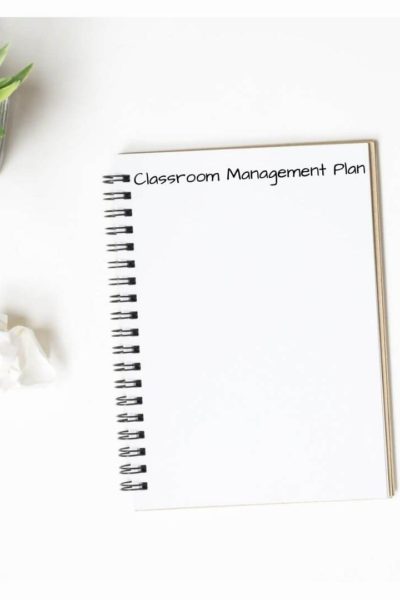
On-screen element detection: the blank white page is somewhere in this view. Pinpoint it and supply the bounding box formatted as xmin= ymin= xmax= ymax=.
xmin=108 ymin=141 xmax=390 ymax=509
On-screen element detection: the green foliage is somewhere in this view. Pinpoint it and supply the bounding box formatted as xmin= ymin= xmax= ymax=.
xmin=0 ymin=44 xmax=33 ymax=137
xmin=0 ymin=44 xmax=9 ymax=67
xmin=0 ymin=81 xmax=20 ymax=102
xmin=0 ymin=63 xmax=33 ymax=90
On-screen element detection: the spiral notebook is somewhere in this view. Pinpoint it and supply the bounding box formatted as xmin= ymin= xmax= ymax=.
xmin=103 ymin=140 xmax=394 ymax=510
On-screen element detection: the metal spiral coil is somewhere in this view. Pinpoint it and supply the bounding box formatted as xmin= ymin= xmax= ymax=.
xmin=103 ymin=174 xmax=130 ymax=184
xmin=112 ymin=328 xmax=139 ymax=337
xmin=113 ymin=345 xmax=140 ymax=354
xmin=120 ymin=464 xmax=147 ymax=475
xmin=108 ymin=260 xmax=135 ymax=269
xmin=111 ymin=311 xmax=138 ymax=320
xmin=115 ymin=379 xmax=142 ymax=389
xmin=107 ymin=243 xmax=134 ymax=252
xmin=103 ymin=191 xmax=132 ymax=200
xmin=119 ymin=446 xmax=145 ymax=457
xmin=118 ymin=430 xmax=145 ymax=440
xmin=109 ymin=277 xmax=136 ymax=286
xmin=106 ymin=225 xmax=133 ymax=235
xmin=110 ymin=294 xmax=137 ymax=303
xmin=116 ymin=395 xmax=143 ymax=406
xmin=114 ymin=362 xmax=141 ymax=372
xmin=105 ymin=208 xmax=133 ymax=218
xmin=121 ymin=481 xmax=148 ymax=491
xmin=104 ymin=173 xmax=147 ymax=492
xmin=117 ymin=413 xmax=144 ymax=422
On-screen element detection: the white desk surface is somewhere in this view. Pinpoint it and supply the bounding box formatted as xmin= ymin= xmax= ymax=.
xmin=0 ymin=17 xmax=400 ymax=591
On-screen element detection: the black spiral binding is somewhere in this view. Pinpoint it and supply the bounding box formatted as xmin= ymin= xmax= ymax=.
xmin=103 ymin=174 xmax=147 ymax=493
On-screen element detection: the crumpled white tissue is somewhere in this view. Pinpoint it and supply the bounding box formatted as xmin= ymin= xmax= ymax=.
xmin=0 ymin=314 xmax=55 ymax=390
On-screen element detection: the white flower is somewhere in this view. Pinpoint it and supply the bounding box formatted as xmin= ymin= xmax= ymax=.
xmin=0 ymin=315 xmax=55 ymax=391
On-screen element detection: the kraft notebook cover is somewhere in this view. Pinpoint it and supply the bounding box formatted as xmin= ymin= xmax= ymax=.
xmin=102 ymin=140 xmax=394 ymax=509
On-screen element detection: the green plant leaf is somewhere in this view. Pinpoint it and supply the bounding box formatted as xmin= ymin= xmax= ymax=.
xmin=0 ymin=81 xmax=20 ymax=102
xmin=0 ymin=63 xmax=33 ymax=90
xmin=0 ymin=44 xmax=9 ymax=67
xmin=0 ymin=125 xmax=4 ymax=137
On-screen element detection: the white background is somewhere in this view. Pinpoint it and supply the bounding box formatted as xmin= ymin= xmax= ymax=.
xmin=1 ymin=17 xmax=400 ymax=594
